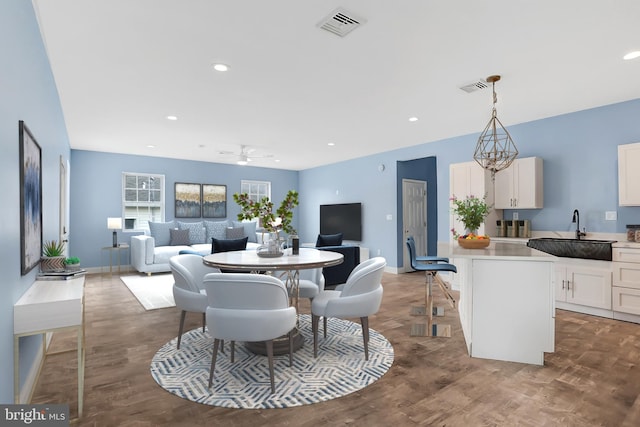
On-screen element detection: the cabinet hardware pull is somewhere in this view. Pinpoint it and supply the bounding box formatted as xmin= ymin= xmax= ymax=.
xmin=561 ymin=280 xmax=565 ymax=290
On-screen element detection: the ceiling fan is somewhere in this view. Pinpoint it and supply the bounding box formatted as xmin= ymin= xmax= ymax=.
xmin=217 ymin=145 xmax=274 ymax=165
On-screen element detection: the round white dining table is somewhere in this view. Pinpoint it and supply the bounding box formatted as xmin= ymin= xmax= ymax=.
xmin=202 ymin=247 xmax=343 ymax=272
xmin=202 ymin=247 xmax=344 ymax=354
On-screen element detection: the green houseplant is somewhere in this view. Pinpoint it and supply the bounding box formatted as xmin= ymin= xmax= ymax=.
xmin=41 ymin=240 xmax=66 ymax=272
xmin=233 ymin=190 xmax=299 ymax=238
xmin=450 ymin=194 xmax=492 ymax=241
xmin=64 ymin=256 xmax=81 ymax=271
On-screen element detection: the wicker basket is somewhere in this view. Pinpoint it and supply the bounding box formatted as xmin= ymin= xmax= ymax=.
xmin=457 ymin=237 xmax=490 ymax=249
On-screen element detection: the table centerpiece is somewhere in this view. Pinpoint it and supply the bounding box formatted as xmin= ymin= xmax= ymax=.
xmin=450 ymin=194 xmax=492 ymax=249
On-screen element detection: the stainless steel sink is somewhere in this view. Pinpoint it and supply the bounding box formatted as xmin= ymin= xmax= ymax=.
xmin=526 ymin=237 xmax=616 ymax=261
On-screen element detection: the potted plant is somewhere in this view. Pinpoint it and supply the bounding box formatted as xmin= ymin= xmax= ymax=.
xmin=450 ymin=194 xmax=492 ymax=248
xmin=41 ymin=240 xmax=66 ymax=272
xmin=64 ymin=256 xmax=81 ymax=271
xmin=234 ymin=190 xmax=299 ymax=238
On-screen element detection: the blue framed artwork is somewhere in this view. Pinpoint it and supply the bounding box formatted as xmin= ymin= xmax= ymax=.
xmin=19 ymin=121 xmax=43 ymax=275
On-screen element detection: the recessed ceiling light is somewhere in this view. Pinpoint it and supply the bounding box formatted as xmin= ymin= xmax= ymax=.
xmin=408 ymin=116 xmax=419 ymax=122
xmin=147 ymin=145 xmax=155 ymax=149
xmin=328 ymin=142 xmax=335 ymax=146
xmin=623 ymin=51 xmax=640 ymax=60
xmin=275 ymin=159 xmax=280 ymax=162
xmin=213 ymin=63 xmax=229 ymax=72
xmin=166 ymin=115 xmax=178 ymax=121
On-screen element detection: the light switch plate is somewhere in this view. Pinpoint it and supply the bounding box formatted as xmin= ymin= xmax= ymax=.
xmin=605 ymin=211 xmax=617 ymax=221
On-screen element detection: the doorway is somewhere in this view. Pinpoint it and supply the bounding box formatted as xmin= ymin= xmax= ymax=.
xmin=59 ymin=156 xmax=69 ymax=256
xmin=402 ymin=179 xmax=427 ymax=272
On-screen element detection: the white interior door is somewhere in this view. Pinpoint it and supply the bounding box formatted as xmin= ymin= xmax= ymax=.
xmin=59 ymin=156 xmax=69 ymax=256
xmin=402 ymin=179 xmax=427 ymax=272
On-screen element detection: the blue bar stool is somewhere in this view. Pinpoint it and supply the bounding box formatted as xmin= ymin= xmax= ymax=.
xmin=406 ymin=236 xmax=457 ymax=337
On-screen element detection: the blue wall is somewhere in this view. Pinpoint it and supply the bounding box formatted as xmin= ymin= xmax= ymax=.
xmin=69 ymin=150 xmax=298 ymax=268
xmin=1 ymin=1 xmax=71 ymax=403
xmin=298 ymin=98 xmax=640 ymax=268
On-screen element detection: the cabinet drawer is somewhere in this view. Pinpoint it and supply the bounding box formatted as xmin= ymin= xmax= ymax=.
xmin=612 ymin=262 xmax=640 ymax=289
xmin=613 ymin=286 xmax=640 ymax=315
xmin=613 ymin=248 xmax=640 ymax=263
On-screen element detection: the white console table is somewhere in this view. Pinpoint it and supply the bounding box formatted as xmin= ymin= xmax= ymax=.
xmin=14 ymin=276 xmax=85 ymax=417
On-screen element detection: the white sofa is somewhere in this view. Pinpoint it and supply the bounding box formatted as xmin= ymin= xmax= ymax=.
xmin=131 ymin=219 xmax=262 ymax=275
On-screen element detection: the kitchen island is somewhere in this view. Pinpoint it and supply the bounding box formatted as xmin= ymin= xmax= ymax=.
xmin=441 ymin=241 xmax=556 ymax=365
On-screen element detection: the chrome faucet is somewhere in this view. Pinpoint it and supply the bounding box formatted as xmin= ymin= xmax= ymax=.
xmin=572 ymin=209 xmax=586 ymax=240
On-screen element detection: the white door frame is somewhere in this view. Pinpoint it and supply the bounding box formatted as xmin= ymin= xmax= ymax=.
xmin=59 ymin=156 xmax=69 ymax=256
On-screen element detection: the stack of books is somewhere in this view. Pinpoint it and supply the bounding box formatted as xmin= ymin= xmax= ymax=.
xmin=37 ymin=269 xmax=87 ymax=281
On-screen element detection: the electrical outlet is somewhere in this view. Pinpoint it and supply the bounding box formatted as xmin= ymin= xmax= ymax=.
xmin=512 ymin=212 xmax=519 ymax=221
xmin=386 ymin=214 xmax=393 ymax=220
xmin=377 ymin=249 xmax=381 ymax=255
xmin=605 ymin=211 xmax=617 ymax=221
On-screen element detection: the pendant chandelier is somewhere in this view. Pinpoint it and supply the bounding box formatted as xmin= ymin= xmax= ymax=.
xmin=473 ymin=75 xmax=518 ymax=177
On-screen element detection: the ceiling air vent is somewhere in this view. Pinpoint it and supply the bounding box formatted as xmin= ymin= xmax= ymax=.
xmin=459 ymin=79 xmax=490 ymax=93
xmin=317 ymin=7 xmax=365 ymax=37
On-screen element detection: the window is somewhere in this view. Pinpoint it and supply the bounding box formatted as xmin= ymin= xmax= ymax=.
xmin=122 ymin=173 xmax=165 ymax=231
xmin=240 ymin=180 xmax=271 ymax=203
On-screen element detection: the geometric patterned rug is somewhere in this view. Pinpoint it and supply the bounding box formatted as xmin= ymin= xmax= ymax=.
xmin=150 ymin=314 xmax=394 ymax=408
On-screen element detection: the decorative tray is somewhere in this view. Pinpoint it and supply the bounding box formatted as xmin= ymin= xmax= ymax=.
xmin=256 ymin=251 xmax=284 ymax=258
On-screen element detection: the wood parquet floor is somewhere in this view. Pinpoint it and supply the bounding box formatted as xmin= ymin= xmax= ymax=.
xmin=31 ymin=271 xmax=640 ymax=427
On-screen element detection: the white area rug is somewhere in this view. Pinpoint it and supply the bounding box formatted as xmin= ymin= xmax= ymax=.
xmin=121 ymin=274 xmax=175 ymax=310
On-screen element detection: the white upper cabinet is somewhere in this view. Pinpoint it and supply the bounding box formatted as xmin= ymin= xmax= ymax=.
xmin=449 ymin=161 xmax=502 ymax=238
xmin=494 ymin=157 xmax=544 ymax=209
xmin=618 ymin=142 xmax=640 ymax=206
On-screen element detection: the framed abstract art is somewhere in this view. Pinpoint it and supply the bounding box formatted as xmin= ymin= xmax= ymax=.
xmin=19 ymin=121 xmax=43 ymax=275
xmin=202 ymin=184 xmax=226 ymax=218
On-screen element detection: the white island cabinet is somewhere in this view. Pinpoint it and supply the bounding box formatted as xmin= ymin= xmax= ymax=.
xmin=443 ymin=242 xmax=555 ymax=365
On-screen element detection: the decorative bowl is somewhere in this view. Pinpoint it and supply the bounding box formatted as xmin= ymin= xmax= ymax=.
xmin=457 ymin=237 xmax=490 ymax=249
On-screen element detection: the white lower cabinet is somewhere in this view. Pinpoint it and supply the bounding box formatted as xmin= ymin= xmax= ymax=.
xmin=555 ymin=261 xmax=612 ymax=310
xmin=613 ymin=247 xmax=640 ymax=316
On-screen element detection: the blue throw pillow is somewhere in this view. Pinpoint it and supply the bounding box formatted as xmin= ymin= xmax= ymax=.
xmin=316 ymin=233 xmax=343 ymax=247
xmin=211 ymin=237 xmax=249 ymax=253
xmin=148 ymin=220 xmax=176 ymax=246
xmin=178 ymin=221 xmax=206 ymax=244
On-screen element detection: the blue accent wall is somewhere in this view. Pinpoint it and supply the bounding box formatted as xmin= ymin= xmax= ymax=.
xmin=1 ymin=0 xmax=71 ymax=403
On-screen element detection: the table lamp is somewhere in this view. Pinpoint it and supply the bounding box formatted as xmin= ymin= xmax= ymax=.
xmin=108 ymin=217 xmax=123 ymax=247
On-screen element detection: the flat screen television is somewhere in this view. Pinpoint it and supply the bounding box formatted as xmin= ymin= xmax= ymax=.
xmin=320 ymin=203 xmax=362 ymax=241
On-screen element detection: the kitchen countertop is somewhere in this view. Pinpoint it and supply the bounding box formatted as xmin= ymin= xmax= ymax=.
xmin=439 ymin=241 xmax=554 ymax=261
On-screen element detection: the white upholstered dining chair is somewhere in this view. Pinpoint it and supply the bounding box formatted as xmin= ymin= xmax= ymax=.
xmin=169 ymin=254 xmax=221 ymax=349
xmin=273 ymin=267 xmax=325 ymax=304
xmin=203 ymin=273 xmax=297 ymax=393
xmin=311 ymin=257 xmax=386 ymax=360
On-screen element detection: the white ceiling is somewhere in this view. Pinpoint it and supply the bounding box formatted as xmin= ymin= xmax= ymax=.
xmin=33 ymin=0 xmax=640 ymax=171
